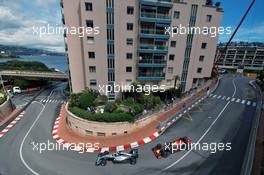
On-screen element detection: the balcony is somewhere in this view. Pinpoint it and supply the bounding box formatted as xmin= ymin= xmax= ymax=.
xmin=139 ymin=44 xmax=168 ymax=54
xmin=138 ymin=59 xmax=167 ymax=67
xmin=140 ymin=12 xmax=171 ymax=23
xmin=137 ymin=72 xmax=166 ymax=81
xmin=140 ymin=0 xmax=173 ymax=8
xmin=139 ymin=29 xmax=170 ymax=39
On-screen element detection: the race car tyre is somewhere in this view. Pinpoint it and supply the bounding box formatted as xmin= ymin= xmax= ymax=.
xmin=161 ymin=150 xmax=170 ymax=158
xmin=130 ymin=157 xmax=137 ymax=165
xmin=100 ymin=159 xmax=107 ymax=166
xmin=156 ymin=144 xmax=162 ymax=149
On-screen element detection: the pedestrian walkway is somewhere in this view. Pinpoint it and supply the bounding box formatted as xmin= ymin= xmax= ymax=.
xmin=209 ymin=94 xmax=257 ymax=107
xmin=39 ymin=99 xmax=65 ymax=104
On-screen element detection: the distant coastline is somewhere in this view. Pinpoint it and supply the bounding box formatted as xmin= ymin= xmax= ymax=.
xmin=0 ymin=55 xmax=68 ymax=72
xmin=0 ymin=44 xmax=65 ymax=57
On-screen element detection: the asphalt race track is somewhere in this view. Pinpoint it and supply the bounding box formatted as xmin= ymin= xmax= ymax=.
xmin=0 ymin=75 xmax=260 ymax=175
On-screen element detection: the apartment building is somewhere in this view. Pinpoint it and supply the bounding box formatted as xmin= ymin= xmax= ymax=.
xmin=61 ymin=0 xmax=223 ymax=99
xmin=216 ymin=46 xmax=264 ymax=71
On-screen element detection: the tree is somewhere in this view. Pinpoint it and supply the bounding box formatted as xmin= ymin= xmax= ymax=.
xmin=104 ymin=102 xmax=117 ymax=113
xmin=215 ymin=2 xmax=221 ymax=7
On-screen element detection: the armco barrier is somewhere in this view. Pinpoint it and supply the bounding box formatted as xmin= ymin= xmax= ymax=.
xmin=0 ymin=84 xmax=55 ymax=131
xmin=158 ymin=78 xmax=221 ymax=133
xmin=240 ymin=80 xmax=263 ymax=175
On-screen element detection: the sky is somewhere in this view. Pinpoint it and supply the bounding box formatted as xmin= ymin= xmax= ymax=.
xmin=0 ymin=0 xmax=263 ymax=53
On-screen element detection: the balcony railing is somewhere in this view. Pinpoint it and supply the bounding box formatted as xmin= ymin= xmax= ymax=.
xmin=139 ymin=45 xmax=168 ymax=51
xmin=137 ymin=72 xmax=166 ymax=80
xmin=138 ymin=59 xmax=166 ymax=64
xmin=140 ymin=29 xmax=168 ymax=35
xmin=141 ymin=12 xmax=171 ymax=19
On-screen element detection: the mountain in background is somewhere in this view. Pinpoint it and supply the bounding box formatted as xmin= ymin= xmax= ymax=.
xmin=0 ymin=45 xmax=65 ymax=56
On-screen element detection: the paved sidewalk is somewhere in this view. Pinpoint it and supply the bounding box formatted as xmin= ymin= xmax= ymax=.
xmin=53 ymin=80 xmax=217 ymax=152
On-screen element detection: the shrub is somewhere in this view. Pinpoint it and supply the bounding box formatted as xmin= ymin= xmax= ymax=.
xmin=13 ymin=79 xmax=32 ymax=89
xmin=0 ymin=97 xmax=6 ymax=105
xmin=115 ymin=98 xmax=122 ymax=105
xmin=69 ymin=107 xmax=135 ymax=123
xmin=94 ymin=95 xmax=108 ymax=106
xmin=79 ymin=91 xmax=97 ymax=109
xmin=138 ymin=94 xmax=162 ymax=110
xmin=0 ymin=90 xmax=6 ymax=105
xmin=104 ymin=102 xmax=117 ymax=113
xmin=69 ymin=93 xmax=81 ymax=107
xmin=122 ymin=98 xmax=144 ymax=115
xmin=215 ymin=2 xmax=221 ymax=7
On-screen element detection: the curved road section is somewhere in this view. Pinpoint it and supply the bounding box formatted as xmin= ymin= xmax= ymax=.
xmin=0 ymin=76 xmax=260 ymax=175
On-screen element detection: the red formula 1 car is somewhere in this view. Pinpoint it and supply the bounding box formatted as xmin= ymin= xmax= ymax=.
xmin=152 ymin=136 xmax=191 ymax=159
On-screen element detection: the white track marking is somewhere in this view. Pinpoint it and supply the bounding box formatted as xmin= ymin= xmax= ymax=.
xmin=163 ymin=78 xmax=237 ymax=171
xmin=19 ymin=88 xmax=57 ymax=175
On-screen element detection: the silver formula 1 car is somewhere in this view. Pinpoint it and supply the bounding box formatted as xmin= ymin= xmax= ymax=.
xmin=95 ymin=149 xmax=138 ymax=166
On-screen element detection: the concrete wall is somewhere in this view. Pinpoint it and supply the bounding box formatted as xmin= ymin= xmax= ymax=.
xmin=65 ymin=79 xmax=215 ymax=137
xmin=0 ymin=97 xmax=14 ymax=120
xmin=66 ymin=103 xmax=160 ymax=137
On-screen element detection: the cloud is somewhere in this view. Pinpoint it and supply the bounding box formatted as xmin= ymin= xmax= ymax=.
xmin=35 ymin=0 xmax=57 ymax=7
xmin=0 ymin=4 xmax=64 ymax=52
xmin=219 ymin=23 xmax=264 ymax=42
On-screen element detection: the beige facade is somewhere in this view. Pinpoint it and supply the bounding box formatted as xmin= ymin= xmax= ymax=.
xmin=61 ymin=0 xmax=223 ymax=98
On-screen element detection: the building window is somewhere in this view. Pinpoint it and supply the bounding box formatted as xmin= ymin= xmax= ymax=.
xmin=107 ymin=44 xmax=114 ymax=54
xmin=206 ymin=15 xmax=212 ymax=22
xmin=97 ymin=132 xmax=106 ymax=136
xmin=171 ymin=41 xmax=176 ymax=47
xmin=126 ymin=67 xmax=132 ymax=72
xmin=173 ymin=11 xmax=180 ymax=19
xmin=199 ymin=56 xmax=204 ymax=62
xmin=107 ymin=59 xmax=115 ymax=69
xmin=89 ymin=66 xmax=96 ymax=73
xmin=85 ymin=130 xmax=93 ymax=135
xmin=126 ymin=79 xmax=132 ymax=84
xmin=126 ymin=38 xmax=133 ymax=45
xmin=108 ymin=72 xmax=115 ymax=81
xmin=197 ymin=68 xmax=202 ymax=73
xmin=201 ymin=43 xmax=207 ymax=49
xmin=173 ymin=26 xmax=178 ymax=33
xmin=106 ymin=12 xmax=114 ymax=25
xmin=127 ymin=23 xmax=133 ymax=31
xmin=86 ymin=20 xmax=93 ymax=28
xmin=85 ymin=2 xmax=93 ymax=11
xmin=168 ymin=67 xmax=173 ymax=74
xmin=106 ymin=0 xmax=114 ymax=8
xmin=90 ymin=79 xmax=97 ymax=86
xmin=169 ymin=54 xmax=175 ymax=61
xmin=107 ymin=29 xmax=114 ymax=40
xmin=126 ymin=53 xmax=133 ymax=59
xmin=127 ymin=6 xmax=134 ymax=15
xmin=87 ymin=36 xmax=94 ymax=44
xmin=88 ymin=52 xmax=95 ymax=59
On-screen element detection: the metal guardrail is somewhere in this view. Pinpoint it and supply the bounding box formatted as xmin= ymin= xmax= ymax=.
xmin=240 ymin=80 xmax=263 ymax=175
xmin=158 ymin=78 xmax=220 ymax=132
xmin=0 ymin=70 xmax=68 ymax=79
xmin=0 ymin=88 xmax=45 ymax=131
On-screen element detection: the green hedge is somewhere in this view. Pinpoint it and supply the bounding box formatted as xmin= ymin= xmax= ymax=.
xmin=69 ymin=107 xmax=135 ymax=123
xmin=0 ymin=97 xmax=6 ymax=105
xmin=0 ymin=90 xmax=6 ymax=105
